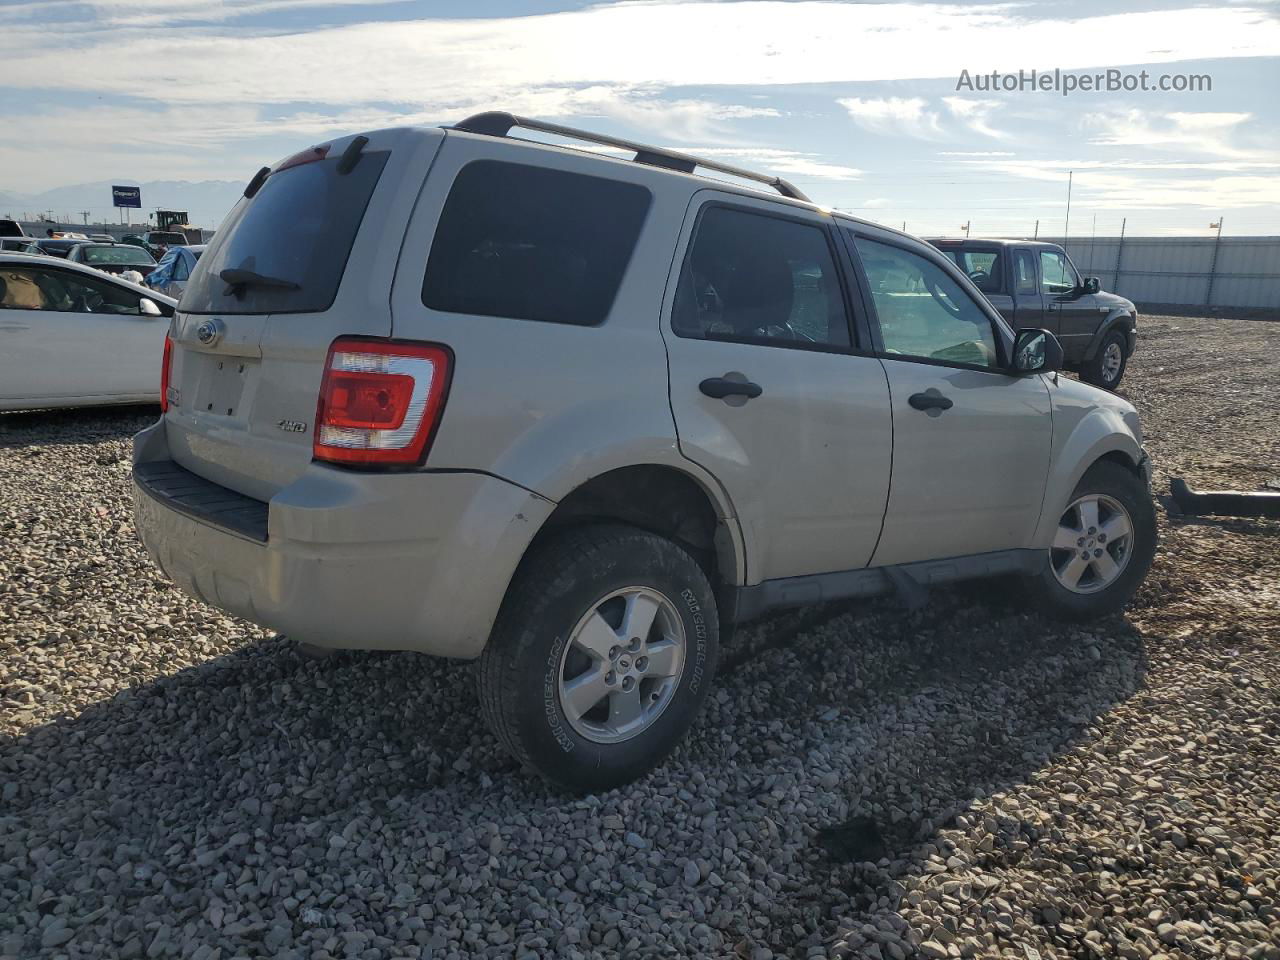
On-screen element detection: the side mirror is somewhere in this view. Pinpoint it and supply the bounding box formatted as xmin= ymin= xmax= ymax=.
xmin=139 ymin=297 xmax=163 ymax=317
xmin=1012 ymin=328 xmax=1063 ymax=375
xmin=1082 ymin=277 xmax=1101 ymax=295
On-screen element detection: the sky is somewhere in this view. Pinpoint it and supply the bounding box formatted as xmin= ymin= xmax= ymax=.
xmin=1 ymin=0 xmax=1278 ymax=236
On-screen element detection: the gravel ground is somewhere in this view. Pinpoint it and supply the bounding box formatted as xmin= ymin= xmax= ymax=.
xmin=2 ymin=315 xmax=1277 ymax=959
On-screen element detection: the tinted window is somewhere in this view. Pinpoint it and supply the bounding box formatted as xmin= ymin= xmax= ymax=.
xmin=1014 ymin=250 xmax=1038 ymax=295
xmin=422 ymin=161 xmax=650 ymax=327
xmin=1039 ymin=250 xmax=1076 ymax=295
xmin=673 ymin=206 xmax=850 ymax=348
xmin=182 ymin=151 xmax=389 ymax=315
xmin=855 ymin=237 xmax=999 ymax=368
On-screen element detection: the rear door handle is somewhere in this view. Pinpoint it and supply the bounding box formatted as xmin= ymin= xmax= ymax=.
xmin=700 ymin=377 xmax=763 ymax=400
xmin=908 ymin=391 xmax=953 ymax=412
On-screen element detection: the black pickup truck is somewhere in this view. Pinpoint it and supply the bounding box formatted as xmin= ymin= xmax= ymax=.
xmin=927 ymin=238 xmax=1138 ymax=389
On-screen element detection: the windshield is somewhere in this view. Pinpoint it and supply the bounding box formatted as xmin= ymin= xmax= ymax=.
xmin=182 ymin=150 xmax=388 ymax=314
xmin=83 ymin=245 xmax=154 ymax=265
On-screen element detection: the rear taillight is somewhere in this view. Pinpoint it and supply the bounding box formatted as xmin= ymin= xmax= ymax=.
xmin=313 ymin=338 xmax=452 ymax=467
xmin=159 ymin=333 xmax=173 ymax=412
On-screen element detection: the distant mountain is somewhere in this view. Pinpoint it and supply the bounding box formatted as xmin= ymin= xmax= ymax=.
xmin=0 ymin=179 xmax=244 ymax=230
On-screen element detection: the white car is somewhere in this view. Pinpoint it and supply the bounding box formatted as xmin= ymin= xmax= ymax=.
xmin=0 ymin=252 xmax=177 ymax=411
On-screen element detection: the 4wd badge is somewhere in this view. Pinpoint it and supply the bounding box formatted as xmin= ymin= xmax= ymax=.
xmin=277 ymin=419 xmax=308 ymax=433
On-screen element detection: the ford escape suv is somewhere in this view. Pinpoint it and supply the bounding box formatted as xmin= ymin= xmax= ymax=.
xmin=133 ymin=112 xmax=1156 ymax=792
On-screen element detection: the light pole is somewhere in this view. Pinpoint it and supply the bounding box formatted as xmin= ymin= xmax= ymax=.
xmin=1205 ymin=217 xmax=1225 ymax=307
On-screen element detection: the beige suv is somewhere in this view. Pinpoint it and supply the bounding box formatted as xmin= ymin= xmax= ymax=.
xmin=133 ymin=113 xmax=1156 ymax=791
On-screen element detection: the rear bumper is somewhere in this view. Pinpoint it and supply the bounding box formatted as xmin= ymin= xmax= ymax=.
xmin=132 ymin=419 xmax=554 ymax=658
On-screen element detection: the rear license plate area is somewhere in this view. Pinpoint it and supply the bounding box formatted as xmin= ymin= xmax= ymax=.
xmin=189 ymin=354 xmax=258 ymax=419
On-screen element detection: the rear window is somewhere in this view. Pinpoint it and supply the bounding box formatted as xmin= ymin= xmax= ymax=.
xmin=938 ymin=247 xmax=1004 ymax=294
xmin=149 ymin=232 xmax=187 ymax=245
xmin=83 ymin=245 xmax=154 ymax=265
xmin=182 ymin=151 xmax=389 ymax=315
xmin=422 ymin=160 xmax=651 ymax=326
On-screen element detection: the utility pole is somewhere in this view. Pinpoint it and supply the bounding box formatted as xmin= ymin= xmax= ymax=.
xmin=1033 ymin=219 xmax=1039 ymax=240
xmin=1064 ymin=170 xmax=1073 ymax=243
xmin=1206 ymin=217 xmax=1224 ymax=307
xmin=1089 ymin=214 xmax=1097 ymax=273
xmin=960 ymin=220 xmax=971 ymax=238
xmin=1113 ymin=217 xmax=1126 ymax=293
xmin=80 ymin=211 xmax=91 ymax=226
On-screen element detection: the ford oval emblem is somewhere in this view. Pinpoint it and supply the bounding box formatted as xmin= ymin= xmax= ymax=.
xmin=196 ymin=319 xmax=223 ymax=346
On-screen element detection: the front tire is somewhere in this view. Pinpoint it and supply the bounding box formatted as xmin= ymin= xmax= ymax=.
xmin=478 ymin=524 xmax=719 ymax=792
xmin=1025 ymin=460 xmax=1156 ymax=621
xmin=1081 ymin=329 xmax=1129 ymax=389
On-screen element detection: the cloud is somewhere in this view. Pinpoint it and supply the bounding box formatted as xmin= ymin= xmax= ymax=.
xmin=942 ymin=156 xmax=1280 ymax=209
xmin=837 ymin=97 xmax=943 ymax=138
xmin=4 ymin=2 xmax=1280 ymax=106
xmin=674 ymin=147 xmax=862 ymax=180
xmin=1086 ymin=110 xmax=1257 ymax=157
xmin=0 ymin=0 xmax=415 ymax=27
xmin=942 ymin=97 xmax=1010 ymax=140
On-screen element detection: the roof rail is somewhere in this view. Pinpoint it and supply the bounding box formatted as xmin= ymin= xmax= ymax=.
xmin=452 ymin=111 xmax=811 ymax=203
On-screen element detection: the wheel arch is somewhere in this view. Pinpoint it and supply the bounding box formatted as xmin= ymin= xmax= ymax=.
xmin=1032 ymin=412 xmax=1144 ymax=548
xmin=517 ymin=463 xmax=746 ymax=591
xmin=1083 ymin=309 xmax=1136 ymax=361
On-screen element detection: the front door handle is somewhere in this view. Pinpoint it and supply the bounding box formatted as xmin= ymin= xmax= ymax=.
xmin=908 ymin=391 xmax=953 ymax=412
xmin=700 ymin=377 xmax=763 ymax=400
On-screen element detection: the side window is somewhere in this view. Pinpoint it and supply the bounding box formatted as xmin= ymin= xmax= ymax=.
xmin=672 ymin=206 xmax=851 ymax=349
xmin=1039 ymin=250 xmax=1076 ymax=295
xmin=854 ymin=236 xmax=1000 ymax=369
xmin=0 ymin=267 xmax=55 ymax=310
xmin=51 ymin=270 xmax=144 ymax=315
xmin=1014 ymin=250 xmax=1038 ymax=295
xmin=422 ymin=160 xmax=652 ymax=326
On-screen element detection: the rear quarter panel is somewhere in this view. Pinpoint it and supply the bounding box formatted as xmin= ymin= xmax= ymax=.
xmin=388 ymin=134 xmax=725 ymax=505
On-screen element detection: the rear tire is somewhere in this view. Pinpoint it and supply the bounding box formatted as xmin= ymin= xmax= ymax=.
xmin=1024 ymin=460 xmax=1156 ymax=621
xmin=478 ymin=524 xmax=719 ymax=793
xmin=1081 ymin=329 xmax=1129 ymax=389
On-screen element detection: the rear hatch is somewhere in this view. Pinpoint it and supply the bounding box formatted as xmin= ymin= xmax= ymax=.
xmin=164 ymin=127 xmax=442 ymax=501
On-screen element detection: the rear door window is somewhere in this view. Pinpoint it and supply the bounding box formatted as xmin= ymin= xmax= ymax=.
xmin=421 ymin=160 xmax=651 ymax=326
xmin=1014 ymin=250 xmax=1038 ymax=294
xmin=672 ymin=205 xmax=851 ymax=349
xmin=182 ymin=151 xmax=389 ymax=315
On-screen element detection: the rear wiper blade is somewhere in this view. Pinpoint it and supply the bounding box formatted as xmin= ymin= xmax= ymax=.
xmin=219 ymin=267 xmax=299 ymax=295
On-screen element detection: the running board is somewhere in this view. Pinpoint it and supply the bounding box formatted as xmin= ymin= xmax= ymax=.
xmin=732 ymin=549 xmax=1044 ymax=623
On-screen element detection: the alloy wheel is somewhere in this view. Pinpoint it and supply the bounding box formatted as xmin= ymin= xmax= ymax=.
xmin=557 ymin=586 xmax=686 ymax=744
xmin=1051 ymin=493 xmax=1134 ymax=594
